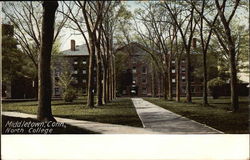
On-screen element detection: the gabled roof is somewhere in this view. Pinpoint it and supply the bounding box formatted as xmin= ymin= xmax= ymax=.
xmin=61 ymin=44 xmax=89 ymax=56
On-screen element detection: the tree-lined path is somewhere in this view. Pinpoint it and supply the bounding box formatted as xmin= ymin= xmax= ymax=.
xmin=132 ymin=98 xmax=222 ymax=134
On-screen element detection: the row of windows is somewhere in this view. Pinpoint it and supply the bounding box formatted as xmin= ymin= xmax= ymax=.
xmin=73 ymin=70 xmax=87 ymax=74
xmin=74 ymin=60 xmax=87 ymax=65
xmin=171 ymin=68 xmax=186 ymax=73
xmin=171 ymin=59 xmax=186 ymax=64
xmin=172 ymin=76 xmax=186 ymax=83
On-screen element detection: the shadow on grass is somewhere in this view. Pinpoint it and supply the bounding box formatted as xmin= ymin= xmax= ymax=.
xmin=2 ymin=115 xmax=99 ymax=134
xmin=56 ymin=114 xmax=143 ymax=127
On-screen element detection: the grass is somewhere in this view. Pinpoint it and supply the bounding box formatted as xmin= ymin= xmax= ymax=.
xmin=144 ymin=97 xmax=249 ymax=134
xmin=2 ymin=97 xmax=143 ymax=128
xmin=2 ymin=115 xmax=97 ymax=134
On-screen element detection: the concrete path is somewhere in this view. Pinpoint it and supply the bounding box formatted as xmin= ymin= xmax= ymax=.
xmin=2 ymin=111 xmax=161 ymax=134
xmin=132 ymin=98 xmax=223 ymax=134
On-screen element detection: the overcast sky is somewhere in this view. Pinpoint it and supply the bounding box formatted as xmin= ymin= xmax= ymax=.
xmin=59 ymin=1 xmax=142 ymax=51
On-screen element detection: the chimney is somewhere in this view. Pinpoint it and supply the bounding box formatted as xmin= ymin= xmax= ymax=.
xmin=71 ymin=40 xmax=76 ymax=51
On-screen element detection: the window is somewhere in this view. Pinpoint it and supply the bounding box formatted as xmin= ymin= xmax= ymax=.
xmin=181 ymin=67 xmax=186 ymax=72
xmin=55 ymin=77 xmax=59 ymax=86
xmin=82 ymin=79 xmax=87 ymax=83
xmin=74 ymin=60 xmax=78 ymax=64
xmin=55 ymin=88 xmax=60 ymax=96
xmin=172 ymin=69 xmax=176 ymax=73
xmin=122 ymin=90 xmax=127 ymax=94
xmin=82 ymin=88 xmax=86 ymax=94
xmin=182 ymin=76 xmax=186 ymax=82
xmin=142 ymin=77 xmax=147 ymax=83
xmin=142 ymin=66 xmax=147 ymax=74
xmin=142 ymin=88 xmax=147 ymax=95
xmin=82 ymin=60 xmax=87 ymax=64
xmin=132 ymin=80 xmax=136 ymax=84
xmin=172 ymin=60 xmax=175 ymax=64
xmin=132 ymin=67 xmax=136 ymax=74
xmin=74 ymin=70 xmax=78 ymax=74
xmin=82 ymin=70 xmax=86 ymax=74
xmin=172 ymin=79 xmax=176 ymax=83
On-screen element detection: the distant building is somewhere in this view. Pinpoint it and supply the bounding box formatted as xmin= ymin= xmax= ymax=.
xmin=116 ymin=42 xmax=159 ymax=97
xmin=115 ymin=42 xmax=203 ymax=97
xmin=52 ymin=40 xmax=95 ymax=97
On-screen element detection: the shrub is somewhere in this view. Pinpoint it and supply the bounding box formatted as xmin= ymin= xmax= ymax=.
xmin=62 ymin=87 xmax=78 ymax=102
xmin=208 ymin=77 xmax=226 ymax=99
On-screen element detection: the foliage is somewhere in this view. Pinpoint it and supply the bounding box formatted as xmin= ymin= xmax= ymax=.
xmin=2 ymin=25 xmax=36 ymax=83
xmin=62 ymin=87 xmax=78 ymax=102
xmin=208 ymin=78 xmax=227 ymax=99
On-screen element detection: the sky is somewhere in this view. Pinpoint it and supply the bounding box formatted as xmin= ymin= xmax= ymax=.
xmin=59 ymin=1 xmax=143 ymax=51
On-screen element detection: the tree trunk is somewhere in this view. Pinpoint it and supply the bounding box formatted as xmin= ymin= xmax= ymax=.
xmin=151 ymin=64 xmax=156 ymax=97
xmin=96 ymin=37 xmax=103 ymax=106
xmin=86 ymin=35 xmax=95 ymax=108
xmin=229 ymin=48 xmax=239 ymax=111
xmin=168 ymin=54 xmax=173 ymax=101
xmin=34 ymin=75 xmax=38 ymax=100
xmin=202 ymin=50 xmax=208 ymax=106
xmin=110 ymin=55 xmax=114 ymax=100
xmin=96 ymin=60 xmax=103 ymax=106
xmin=106 ymin=64 xmax=110 ymax=102
xmin=186 ymin=48 xmax=192 ymax=103
xmin=37 ymin=1 xmax=58 ymax=122
xmin=112 ymin=56 xmax=116 ymax=99
xmin=102 ymin=68 xmax=107 ymax=104
xmin=109 ymin=63 xmax=112 ymax=101
xmin=176 ymin=58 xmax=181 ymax=102
xmin=159 ymin=73 xmax=162 ymax=98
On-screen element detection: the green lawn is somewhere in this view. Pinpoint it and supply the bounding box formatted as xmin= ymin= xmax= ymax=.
xmin=144 ymin=97 xmax=249 ymax=134
xmin=2 ymin=97 xmax=143 ymax=127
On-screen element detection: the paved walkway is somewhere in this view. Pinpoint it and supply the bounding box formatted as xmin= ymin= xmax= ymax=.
xmin=132 ymin=98 xmax=223 ymax=134
xmin=2 ymin=111 xmax=160 ymax=134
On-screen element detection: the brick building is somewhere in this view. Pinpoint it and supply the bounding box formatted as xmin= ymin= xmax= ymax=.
xmin=116 ymin=42 xmax=162 ymax=97
xmin=53 ymin=41 xmax=203 ymax=98
xmin=116 ymin=42 xmax=203 ymax=97
xmin=52 ymin=40 xmax=94 ymax=97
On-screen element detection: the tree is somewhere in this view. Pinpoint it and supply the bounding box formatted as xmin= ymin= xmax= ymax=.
xmin=37 ymin=1 xmax=58 ymax=122
xmin=193 ymin=0 xmax=242 ymax=111
xmin=3 ymin=1 xmax=68 ymax=98
xmin=164 ymin=1 xmax=198 ymax=103
xmin=190 ymin=0 xmax=219 ymax=106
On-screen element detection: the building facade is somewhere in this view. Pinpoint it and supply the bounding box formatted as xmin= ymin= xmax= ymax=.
xmin=116 ymin=42 xmax=203 ymax=97
xmin=52 ymin=40 xmax=94 ymax=97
